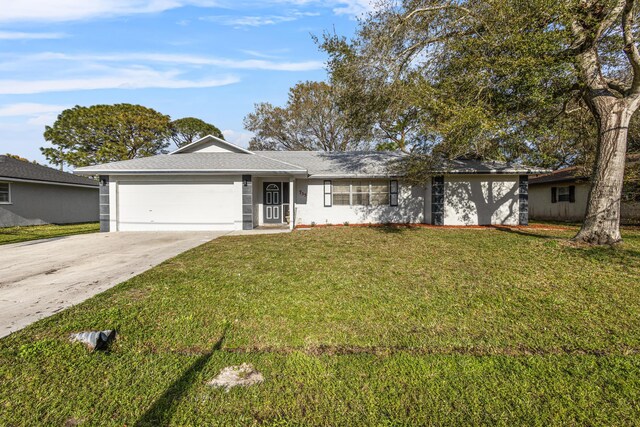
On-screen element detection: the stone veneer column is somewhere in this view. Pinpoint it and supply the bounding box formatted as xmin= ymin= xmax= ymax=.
xmin=519 ymin=175 xmax=529 ymax=226
xmin=242 ymin=175 xmax=253 ymax=230
xmin=431 ymin=175 xmax=444 ymax=225
xmin=99 ymin=175 xmax=110 ymax=232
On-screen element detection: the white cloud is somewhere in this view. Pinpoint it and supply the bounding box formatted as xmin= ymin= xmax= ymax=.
xmin=204 ymin=14 xmax=297 ymax=27
xmin=0 ymin=31 xmax=66 ymax=40
xmin=0 ymin=68 xmax=239 ymax=94
xmin=26 ymin=112 xmax=60 ymax=126
xmin=0 ymin=102 xmax=68 ymax=116
xmin=331 ymin=0 xmax=375 ymax=17
xmin=239 ymin=49 xmax=288 ymax=59
xmin=201 ymin=11 xmax=319 ymax=27
xmin=15 ymin=51 xmax=325 ymax=72
xmin=0 ymin=0 xmax=221 ymax=23
xmin=0 ymin=103 xmax=69 ymax=129
xmin=0 ymin=0 xmax=374 ymax=24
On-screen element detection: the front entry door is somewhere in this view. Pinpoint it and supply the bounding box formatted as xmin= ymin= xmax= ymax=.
xmin=263 ymin=182 xmax=282 ymax=224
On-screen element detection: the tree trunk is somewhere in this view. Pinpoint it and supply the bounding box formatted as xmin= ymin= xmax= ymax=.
xmin=573 ymin=98 xmax=631 ymax=245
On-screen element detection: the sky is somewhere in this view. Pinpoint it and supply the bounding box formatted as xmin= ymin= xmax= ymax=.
xmin=0 ymin=0 xmax=371 ymax=166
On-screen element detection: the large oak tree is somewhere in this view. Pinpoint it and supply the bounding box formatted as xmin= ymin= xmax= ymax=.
xmin=244 ymin=81 xmax=368 ymax=151
xmin=322 ymin=0 xmax=640 ymax=245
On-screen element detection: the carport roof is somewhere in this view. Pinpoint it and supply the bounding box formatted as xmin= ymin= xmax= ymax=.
xmin=0 ymin=155 xmax=98 ymax=187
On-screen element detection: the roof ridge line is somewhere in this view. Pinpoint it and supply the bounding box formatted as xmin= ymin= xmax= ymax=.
xmin=251 ymin=152 xmax=307 ymax=171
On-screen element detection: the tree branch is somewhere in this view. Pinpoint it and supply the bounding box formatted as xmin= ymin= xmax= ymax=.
xmin=622 ymin=0 xmax=640 ymax=97
xmin=403 ymin=4 xmax=474 ymax=22
xmin=606 ymin=78 xmax=631 ymax=96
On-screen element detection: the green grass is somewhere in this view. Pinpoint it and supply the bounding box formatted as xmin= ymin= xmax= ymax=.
xmin=0 ymin=222 xmax=99 ymax=245
xmin=1 ymin=225 xmax=639 ymax=425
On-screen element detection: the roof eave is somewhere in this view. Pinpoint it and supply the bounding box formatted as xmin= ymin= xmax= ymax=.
xmin=0 ymin=176 xmax=98 ymax=188
xmin=74 ymin=169 xmax=307 ymax=176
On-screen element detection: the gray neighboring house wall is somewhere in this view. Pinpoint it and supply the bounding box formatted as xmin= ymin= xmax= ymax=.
xmin=529 ymin=154 xmax=640 ymax=224
xmin=0 ymin=155 xmax=99 ymax=227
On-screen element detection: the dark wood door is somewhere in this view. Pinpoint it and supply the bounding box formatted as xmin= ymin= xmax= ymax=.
xmin=263 ymin=182 xmax=282 ymax=223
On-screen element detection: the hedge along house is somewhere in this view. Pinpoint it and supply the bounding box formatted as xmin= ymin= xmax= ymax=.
xmin=0 ymin=155 xmax=99 ymax=227
xmin=74 ymin=135 xmax=547 ymax=232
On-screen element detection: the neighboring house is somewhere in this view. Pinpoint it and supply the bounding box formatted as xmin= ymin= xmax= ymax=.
xmin=74 ymin=135 xmax=547 ymax=232
xmin=0 ymin=155 xmax=99 ymax=227
xmin=529 ymin=154 xmax=640 ymax=224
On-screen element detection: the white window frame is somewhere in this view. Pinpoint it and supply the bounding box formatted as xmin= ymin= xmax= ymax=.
xmin=324 ymin=180 xmax=332 ymax=207
xmin=0 ymin=182 xmax=10 ymax=204
xmin=330 ymin=180 xmax=394 ymax=207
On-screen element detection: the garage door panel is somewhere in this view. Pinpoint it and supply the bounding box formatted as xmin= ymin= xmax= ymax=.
xmin=117 ymin=182 xmax=237 ymax=231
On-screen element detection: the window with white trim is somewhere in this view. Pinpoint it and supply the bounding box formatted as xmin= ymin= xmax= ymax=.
xmin=333 ymin=181 xmax=350 ymax=206
xmin=352 ymin=182 xmax=369 ymax=206
xmin=370 ymin=180 xmax=390 ymax=206
xmin=331 ymin=180 xmax=393 ymax=207
xmin=0 ymin=182 xmax=9 ymax=203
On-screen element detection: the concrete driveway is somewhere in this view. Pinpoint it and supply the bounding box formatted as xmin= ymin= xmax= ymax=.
xmin=0 ymin=231 xmax=226 ymax=338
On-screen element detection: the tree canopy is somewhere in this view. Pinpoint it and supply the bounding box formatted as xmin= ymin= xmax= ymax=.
xmin=244 ymin=81 xmax=368 ymax=151
xmin=170 ymin=117 xmax=224 ymax=148
xmin=42 ymin=104 xmax=172 ymax=168
xmin=321 ymin=0 xmax=640 ymax=244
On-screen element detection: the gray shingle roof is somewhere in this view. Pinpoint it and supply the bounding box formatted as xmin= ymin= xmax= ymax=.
xmin=0 ymin=155 xmax=98 ymax=187
xmin=255 ymin=151 xmax=403 ymax=177
xmin=258 ymin=151 xmax=548 ymax=176
xmin=74 ymin=153 xmax=307 ymax=174
xmin=440 ymin=158 xmax=549 ymax=174
xmin=73 ymin=150 xmax=548 ymax=177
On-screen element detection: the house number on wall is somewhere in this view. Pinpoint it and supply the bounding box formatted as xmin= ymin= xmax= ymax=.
xmin=298 ymin=190 xmax=307 ymax=198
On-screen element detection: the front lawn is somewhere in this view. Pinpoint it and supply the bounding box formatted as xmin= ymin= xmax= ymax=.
xmin=0 ymin=222 xmax=99 ymax=245
xmin=1 ymin=226 xmax=639 ymax=425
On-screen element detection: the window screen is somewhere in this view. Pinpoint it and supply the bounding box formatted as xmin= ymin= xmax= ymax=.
xmin=352 ymin=182 xmax=370 ymax=206
xmin=332 ymin=181 xmax=350 ymax=206
xmin=370 ymin=181 xmax=390 ymax=206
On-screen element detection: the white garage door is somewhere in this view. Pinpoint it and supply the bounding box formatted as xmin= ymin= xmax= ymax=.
xmin=117 ymin=181 xmax=238 ymax=231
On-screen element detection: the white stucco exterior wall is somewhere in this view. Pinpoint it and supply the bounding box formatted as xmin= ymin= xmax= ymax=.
xmin=294 ymin=179 xmax=426 ymax=226
xmin=443 ymin=175 xmax=519 ymax=226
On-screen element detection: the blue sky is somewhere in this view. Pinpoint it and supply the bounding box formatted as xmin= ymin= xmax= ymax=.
xmin=0 ymin=0 xmax=370 ymax=165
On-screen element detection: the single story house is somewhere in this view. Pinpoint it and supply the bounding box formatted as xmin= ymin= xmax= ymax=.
xmin=529 ymin=154 xmax=640 ymax=224
xmin=0 ymin=155 xmax=99 ymax=227
xmin=74 ymin=135 xmax=547 ymax=232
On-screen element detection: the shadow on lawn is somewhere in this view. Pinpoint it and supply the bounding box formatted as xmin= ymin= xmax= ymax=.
xmin=492 ymin=225 xmax=564 ymax=240
xmin=134 ymin=324 xmax=229 ymax=427
xmin=374 ymin=224 xmax=421 ymax=234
